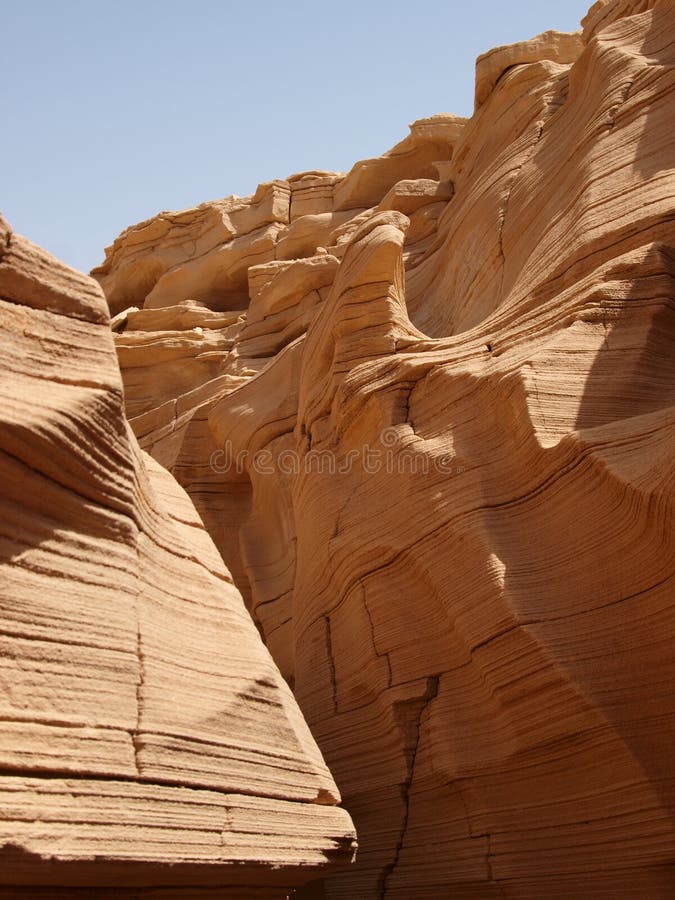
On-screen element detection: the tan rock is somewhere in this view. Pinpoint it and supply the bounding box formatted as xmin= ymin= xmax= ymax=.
xmin=275 ymin=211 xmax=357 ymax=261
xmin=92 ymin=181 xmax=291 ymax=315
xmin=377 ymin=178 xmax=453 ymax=216
xmin=144 ymin=221 xmax=286 ymax=311
xmin=91 ymin=0 xmax=675 ymax=896
xmin=581 ymin=0 xmax=660 ymax=41
xmin=288 ymin=171 xmax=344 ymax=220
xmin=333 ymin=114 xmax=467 ymax=211
xmin=474 ymin=29 xmax=583 ymax=108
xmin=0 ymin=219 xmax=355 ymax=894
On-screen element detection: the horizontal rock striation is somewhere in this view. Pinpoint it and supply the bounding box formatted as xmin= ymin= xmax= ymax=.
xmin=94 ymin=0 xmax=675 ymax=896
xmin=0 ymin=215 xmax=356 ymax=896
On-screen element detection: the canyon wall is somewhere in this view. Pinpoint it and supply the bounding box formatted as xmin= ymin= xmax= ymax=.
xmin=1 ymin=0 xmax=673 ymax=897
xmin=96 ymin=1 xmax=675 ymax=896
xmin=0 ymin=215 xmax=356 ymax=896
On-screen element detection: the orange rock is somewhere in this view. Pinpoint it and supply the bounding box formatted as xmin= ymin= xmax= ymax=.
xmin=0 ymin=216 xmax=355 ymax=895
xmin=88 ymin=0 xmax=675 ymax=895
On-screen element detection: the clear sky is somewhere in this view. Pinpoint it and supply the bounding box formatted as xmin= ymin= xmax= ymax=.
xmin=3 ymin=0 xmax=591 ymax=273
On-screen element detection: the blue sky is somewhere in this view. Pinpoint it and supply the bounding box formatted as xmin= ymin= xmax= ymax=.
xmin=3 ymin=1 xmax=591 ymax=273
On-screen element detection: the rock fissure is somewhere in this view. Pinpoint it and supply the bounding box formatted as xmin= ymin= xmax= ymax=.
xmin=377 ymin=675 xmax=440 ymax=898
xmin=132 ymin=556 xmax=145 ymax=777
xmin=324 ymin=615 xmax=339 ymax=712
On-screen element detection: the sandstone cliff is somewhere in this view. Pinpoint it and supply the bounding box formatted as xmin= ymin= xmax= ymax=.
xmin=0 ymin=215 xmax=356 ymax=896
xmin=2 ymin=0 xmax=674 ymax=897
xmin=94 ymin=1 xmax=675 ymax=896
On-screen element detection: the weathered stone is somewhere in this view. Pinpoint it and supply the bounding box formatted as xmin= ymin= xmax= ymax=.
xmin=6 ymin=0 xmax=675 ymax=896
xmin=98 ymin=1 xmax=675 ymax=893
xmin=0 ymin=216 xmax=356 ymax=895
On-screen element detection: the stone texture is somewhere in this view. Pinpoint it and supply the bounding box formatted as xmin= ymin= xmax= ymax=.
xmin=0 ymin=216 xmax=356 ymax=895
xmin=28 ymin=0 xmax=675 ymax=896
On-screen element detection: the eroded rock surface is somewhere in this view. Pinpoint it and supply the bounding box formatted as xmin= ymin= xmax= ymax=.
xmin=93 ymin=0 xmax=675 ymax=896
xmin=0 ymin=216 xmax=356 ymax=896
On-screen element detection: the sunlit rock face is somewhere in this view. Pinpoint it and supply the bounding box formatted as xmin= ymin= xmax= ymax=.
xmin=0 ymin=215 xmax=356 ymax=897
xmin=96 ymin=0 xmax=675 ymax=896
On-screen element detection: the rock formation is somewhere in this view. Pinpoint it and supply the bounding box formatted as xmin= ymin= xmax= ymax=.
xmin=0 ymin=215 xmax=356 ymax=896
xmin=93 ymin=1 xmax=675 ymax=896
xmin=2 ymin=0 xmax=674 ymax=897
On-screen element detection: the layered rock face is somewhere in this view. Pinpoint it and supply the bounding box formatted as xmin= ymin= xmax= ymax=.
xmin=0 ymin=216 xmax=356 ymax=896
xmin=10 ymin=0 xmax=671 ymax=897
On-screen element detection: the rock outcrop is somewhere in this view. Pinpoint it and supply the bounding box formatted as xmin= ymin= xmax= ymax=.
xmin=0 ymin=215 xmax=356 ymax=896
xmin=96 ymin=1 xmax=675 ymax=896
xmin=3 ymin=0 xmax=674 ymax=897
